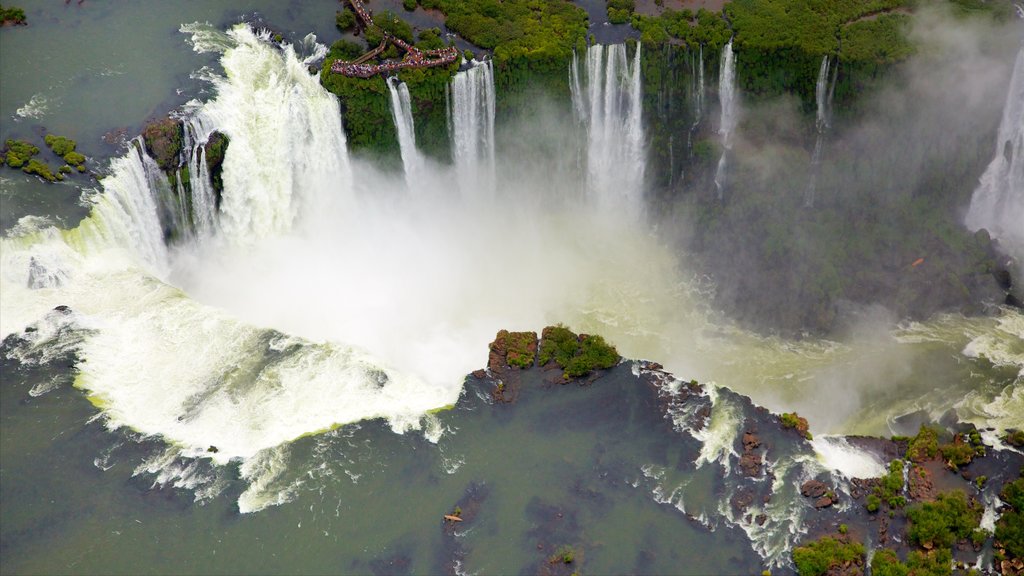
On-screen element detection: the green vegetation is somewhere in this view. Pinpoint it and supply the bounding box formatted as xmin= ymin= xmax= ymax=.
xmin=870 ymin=549 xmax=908 ymax=576
xmin=906 ymin=490 xmax=981 ymax=550
xmin=631 ymin=8 xmax=731 ymax=49
xmin=550 ymin=545 xmax=575 ymax=564
xmin=336 ymin=8 xmax=356 ymax=32
xmin=840 ymin=14 xmax=913 ymax=64
xmin=0 ymin=4 xmax=26 ymax=26
xmin=780 ymin=412 xmax=812 ymax=439
xmin=791 ymin=537 xmax=864 ymax=576
xmin=726 ymin=0 xmax=908 ymax=55
xmin=607 ymin=0 xmax=635 ymax=25
xmin=203 ymin=132 xmax=229 ymax=197
xmin=493 ymin=330 xmax=537 ymax=368
xmin=364 ymin=10 xmax=414 ymax=47
xmin=538 ymin=325 xmax=619 ymax=379
xmin=996 ymin=477 xmax=1024 ymax=559
xmin=142 ymin=117 xmax=183 ymax=172
xmin=873 ymin=549 xmax=961 ymax=576
xmin=870 ymin=460 xmax=906 ymax=510
xmin=907 ymin=426 xmax=940 ymax=463
xmin=44 ymin=134 xmax=86 ymax=169
xmin=22 ymin=158 xmax=60 ymax=181
xmin=1005 ymin=430 xmax=1024 ymax=448
xmin=3 ymin=139 xmax=39 ymax=168
xmin=416 ymin=0 xmax=587 ymax=68
xmin=938 ymin=434 xmax=982 ymax=468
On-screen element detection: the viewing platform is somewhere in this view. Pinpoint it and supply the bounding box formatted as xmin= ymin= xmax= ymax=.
xmin=330 ymin=0 xmax=461 ymax=78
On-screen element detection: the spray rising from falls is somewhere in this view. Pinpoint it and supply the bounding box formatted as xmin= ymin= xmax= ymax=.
xmin=387 ymin=76 xmax=424 ymax=188
xmin=966 ymin=46 xmax=1024 ymax=263
xmin=574 ymin=43 xmax=645 ymax=215
xmin=714 ymin=40 xmax=737 ymax=201
xmin=448 ymin=59 xmax=496 ymax=195
xmin=804 ymin=55 xmax=836 ymax=208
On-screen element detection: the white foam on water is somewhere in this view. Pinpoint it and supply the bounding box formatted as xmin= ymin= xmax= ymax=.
xmin=693 ymin=384 xmax=740 ymax=470
xmin=811 ymin=435 xmax=887 ymax=479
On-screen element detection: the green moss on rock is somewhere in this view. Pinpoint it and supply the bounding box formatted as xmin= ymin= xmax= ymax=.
xmin=142 ymin=117 xmax=184 ymax=172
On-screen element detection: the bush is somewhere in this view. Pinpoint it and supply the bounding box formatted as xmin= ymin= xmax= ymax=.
xmin=781 ymin=412 xmax=812 ymax=439
xmin=906 ymin=549 xmax=952 ymax=576
xmin=44 ymin=134 xmax=76 ymax=157
xmin=365 ymin=11 xmax=414 ymax=45
xmin=866 ymin=494 xmax=881 ymax=512
xmin=871 ymin=460 xmax=905 ymax=510
xmin=3 ymin=139 xmax=39 ymax=168
xmin=1 ymin=5 xmax=27 ymax=25
xmin=792 ymin=537 xmax=864 ymax=576
xmin=63 ymin=151 xmax=86 ymax=167
xmin=907 ymin=425 xmax=940 ymax=462
xmin=938 ymin=436 xmax=976 ymax=468
xmin=403 ymin=0 xmax=417 ymax=11
xmin=336 ymin=9 xmax=357 ymax=32
xmin=22 ymin=158 xmax=58 ymax=182
xmin=906 ymin=490 xmax=981 ymax=550
xmin=996 ymin=478 xmax=1024 ymax=558
xmin=538 ymin=325 xmax=619 ymax=379
xmin=870 ymin=549 xmax=909 ymax=576
xmin=1005 ymin=430 xmax=1024 ymax=448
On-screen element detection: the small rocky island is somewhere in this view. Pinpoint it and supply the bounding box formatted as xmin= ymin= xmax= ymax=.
xmin=466 ymin=326 xmax=1024 ymax=575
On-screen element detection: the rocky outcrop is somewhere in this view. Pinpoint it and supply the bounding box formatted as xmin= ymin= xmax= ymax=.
xmin=141 ymin=117 xmax=183 ymax=172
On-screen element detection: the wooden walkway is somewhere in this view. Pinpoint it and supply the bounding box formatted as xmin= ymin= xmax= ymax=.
xmin=331 ymin=0 xmax=460 ymax=78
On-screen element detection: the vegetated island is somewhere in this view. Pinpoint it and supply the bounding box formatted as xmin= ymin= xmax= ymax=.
xmin=0 ymin=4 xmax=26 ymax=26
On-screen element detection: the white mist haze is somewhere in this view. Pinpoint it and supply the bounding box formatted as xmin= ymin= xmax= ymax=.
xmin=2 ymin=21 xmax=1021 ymax=485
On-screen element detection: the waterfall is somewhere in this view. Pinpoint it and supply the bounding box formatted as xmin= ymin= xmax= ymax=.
xmin=73 ymin=140 xmax=172 ymax=276
xmin=448 ymin=59 xmax=496 ymax=195
xmin=177 ymin=117 xmax=219 ymax=239
xmin=570 ymin=50 xmax=587 ymax=122
xmin=387 ymin=76 xmax=424 ymax=188
xmin=578 ymin=43 xmax=645 ymax=215
xmin=688 ymin=44 xmax=705 ymax=156
xmin=804 ymin=55 xmax=835 ymax=208
xmin=966 ymin=47 xmax=1024 ymax=263
xmin=197 ymin=27 xmax=353 ymax=244
xmin=714 ymin=40 xmax=737 ymax=201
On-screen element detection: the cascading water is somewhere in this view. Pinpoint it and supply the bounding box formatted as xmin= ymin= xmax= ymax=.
xmin=714 ymin=40 xmax=737 ymax=201
xmin=448 ymin=59 xmax=496 ymax=195
xmin=197 ymin=27 xmax=353 ymax=243
xmin=966 ymin=46 xmax=1024 ymax=263
xmin=688 ymin=44 xmax=705 ymax=156
xmin=804 ymin=55 xmax=836 ymax=208
xmin=576 ymin=43 xmax=645 ymax=216
xmin=387 ymin=76 xmax=424 ymax=188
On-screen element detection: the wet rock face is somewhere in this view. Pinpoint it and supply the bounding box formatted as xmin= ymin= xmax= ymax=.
xmin=801 ymin=480 xmax=829 ymax=499
xmin=740 ymin=431 xmax=763 ymax=477
xmin=141 ymin=117 xmax=184 ymax=172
